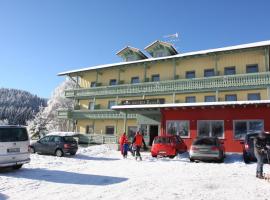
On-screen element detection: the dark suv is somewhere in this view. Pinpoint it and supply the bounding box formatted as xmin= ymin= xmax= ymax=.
xmin=241 ymin=132 xmax=270 ymax=163
xmin=30 ymin=135 xmax=78 ymax=157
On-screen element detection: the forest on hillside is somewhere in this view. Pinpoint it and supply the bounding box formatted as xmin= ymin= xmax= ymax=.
xmin=0 ymin=88 xmax=47 ymax=125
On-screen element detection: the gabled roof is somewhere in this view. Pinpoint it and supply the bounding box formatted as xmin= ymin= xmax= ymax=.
xmin=144 ymin=40 xmax=178 ymax=55
xmin=116 ymin=46 xmax=147 ymax=59
xmin=58 ymin=40 xmax=270 ymax=76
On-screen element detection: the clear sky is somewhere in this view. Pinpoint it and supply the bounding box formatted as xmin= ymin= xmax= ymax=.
xmin=1 ymin=0 xmax=270 ymax=98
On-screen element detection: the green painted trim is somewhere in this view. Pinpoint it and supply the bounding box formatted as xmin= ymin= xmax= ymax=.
xmin=173 ymin=58 xmax=176 ymax=79
xmin=265 ymin=47 xmax=269 ymax=72
xmin=144 ymin=63 xmax=147 ymax=82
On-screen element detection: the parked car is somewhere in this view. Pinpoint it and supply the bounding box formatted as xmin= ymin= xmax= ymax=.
xmin=241 ymin=132 xmax=270 ymax=164
xmin=189 ymin=137 xmax=225 ymax=162
xmin=151 ymin=135 xmax=187 ymax=158
xmin=0 ymin=125 xmax=30 ymax=169
xmin=30 ymin=135 xmax=78 ymax=157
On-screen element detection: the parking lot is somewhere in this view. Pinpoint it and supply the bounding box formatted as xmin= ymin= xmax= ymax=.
xmin=1 ymin=145 xmax=270 ymax=200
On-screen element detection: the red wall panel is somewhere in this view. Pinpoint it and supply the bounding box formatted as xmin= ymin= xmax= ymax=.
xmin=161 ymin=105 xmax=270 ymax=153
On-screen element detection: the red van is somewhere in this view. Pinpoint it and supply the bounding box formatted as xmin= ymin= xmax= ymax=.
xmin=151 ymin=135 xmax=187 ymax=158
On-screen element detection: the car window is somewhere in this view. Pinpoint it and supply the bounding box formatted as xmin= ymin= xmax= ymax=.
xmin=193 ymin=138 xmax=217 ymax=145
xmin=39 ymin=136 xmax=49 ymax=143
xmin=63 ymin=136 xmax=76 ymax=143
xmin=0 ymin=128 xmax=28 ymax=142
xmin=54 ymin=136 xmax=61 ymax=143
xmin=154 ymin=137 xmax=171 ymax=144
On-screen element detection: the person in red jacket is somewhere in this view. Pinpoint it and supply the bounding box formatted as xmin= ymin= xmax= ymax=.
xmin=119 ymin=132 xmax=127 ymax=156
xmin=132 ymin=131 xmax=146 ymax=160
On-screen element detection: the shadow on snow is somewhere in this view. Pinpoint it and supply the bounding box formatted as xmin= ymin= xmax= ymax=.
xmin=1 ymin=168 xmax=128 ymax=186
xmin=73 ymin=154 xmax=120 ymax=161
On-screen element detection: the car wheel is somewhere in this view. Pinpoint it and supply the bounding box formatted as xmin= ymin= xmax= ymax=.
xmin=55 ymin=149 xmax=63 ymax=157
xmin=70 ymin=152 xmax=76 ymax=156
xmin=169 ymin=155 xmax=175 ymax=159
xmin=190 ymin=158 xmax=195 ymax=162
xmin=151 ymin=154 xmax=157 ymax=158
xmin=13 ymin=164 xmax=23 ymax=170
xmin=29 ymin=146 xmax=35 ymax=154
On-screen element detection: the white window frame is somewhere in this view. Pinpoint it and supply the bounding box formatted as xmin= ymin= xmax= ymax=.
xmin=233 ymin=120 xmax=264 ymax=140
xmin=166 ymin=120 xmax=190 ymax=138
xmin=197 ymin=120 xmax=225 ymax=139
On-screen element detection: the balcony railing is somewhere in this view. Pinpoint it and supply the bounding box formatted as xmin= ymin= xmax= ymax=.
xmin=57 ymin=109 xmax=137 ymax=119
xmin=64 ymin=72 xmax=270 ymax=98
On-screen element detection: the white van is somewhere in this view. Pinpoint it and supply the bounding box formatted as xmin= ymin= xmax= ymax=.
xmin=0 ymin=125 xmax=30 ymax=169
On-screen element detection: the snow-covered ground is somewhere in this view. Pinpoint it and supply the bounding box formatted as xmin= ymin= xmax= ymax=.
xmin=1 ymin=145 xmax=270 ymax=200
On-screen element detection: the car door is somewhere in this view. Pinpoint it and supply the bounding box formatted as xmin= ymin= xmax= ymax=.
xmin=47 ymin=136 xmax=58 ymax=155
xmin=36 ymin=136 xmax=50 ymax=154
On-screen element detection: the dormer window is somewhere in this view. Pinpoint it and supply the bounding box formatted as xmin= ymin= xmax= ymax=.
xmin=116 ymin=46 xmax=147 ymax=62
xmin=155 ymin=50 xmax=167 ymax=58
xmin=145 ymin=40 xmax=178 ymax=58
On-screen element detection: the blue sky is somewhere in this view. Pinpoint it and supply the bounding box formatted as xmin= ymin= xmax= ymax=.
xmin=1 ymin=0 xmax=270 ymax=98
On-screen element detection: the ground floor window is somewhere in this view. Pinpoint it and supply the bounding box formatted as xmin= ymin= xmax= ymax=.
xmin=128 ymin=126 xmax=137 ymax=141
xmin=166 ymin=120 xmax=189 ymax=137
xmin=234 ymin=120 xmax=264 ymax=140
xmin=85 ymin=125 xmax=94 ymax=134
xmin=105 ymin=126 xmax=114 ymax=135
xmin=197 ymin=120 xmax=224 ymax=138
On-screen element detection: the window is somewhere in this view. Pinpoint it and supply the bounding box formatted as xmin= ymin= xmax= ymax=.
xmin=109 ymin=79 xmax=117 ymax=86
xmin=88 ymin=102 xmax=95 ymax=110
xmin=155 ymin=50 xmax=166 ymax=57
xmin=90 ymin=82 xmax=96 ymax=87
xmin=224 ymin=66 xmax=236 ymax=75
xmin=234 ymin=120 xmax=264 ymax=139
xmin=225 ymin=94 xmax=237 ymax=101
xmin=186 ymin=96 xmax=196 ymax=103
xmin=128 ymin=126 xmax=137 ymax=140
xmin=186 ymin=71 xmax=195 ymax=79
xmin=246 ymin=64 xmax=258 ymax=73
xmin=248 ymin=93 xmax=261 ymax=101
xmin=151 ymin=74 xmax=160 ymax=82
xmin=53 ymin=136 xmax=61 ymax=143
xmin=126 ymin=55 xmax=136 ymax=61
xmin=205 ymin=96 xmax=216 ymax=102
xmin=166 ymin=120 xmax=189 ymax=137
xmin=131 ymin=77 xmax=140 ymax=84
xmin=105 ymin=126 xmax=115 ymax=135
xmin=86 ymin=125 xmax=94 ymax=134
xmin=0 ymin=128 xmax=28 ymax=142
xmin=108 ymin=100 xmax=116 ymax=109
xmin=204 ymin=69 xmax=215 ymax=77
xmin=198 ymin=120 xmax=224 ymax=138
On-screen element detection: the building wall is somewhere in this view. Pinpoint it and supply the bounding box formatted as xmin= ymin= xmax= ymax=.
xmin=76 ymin=119 xmax=137 ymax=136
xmin=74 ymin=48 xmax=267 ymax=89
xmin=161 ymin=105 xmax=270 ymax=153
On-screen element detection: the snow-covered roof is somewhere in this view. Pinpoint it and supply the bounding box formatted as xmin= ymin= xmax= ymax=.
xmin=47 ymin=132 xmax=79 ymax=136
xmin=144 ymin=40 xmax=178 ymax=54
xmin=58 ymin=40 xmax=270 ymax=76
xmin=116 ymin=46 xmax=147 ymax=58
xmin=112 ymin=100 xmax=270 ymax=110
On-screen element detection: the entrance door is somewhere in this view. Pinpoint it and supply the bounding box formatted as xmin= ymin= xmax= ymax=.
xmin=149 ymin=125 xmax=159 ymax=146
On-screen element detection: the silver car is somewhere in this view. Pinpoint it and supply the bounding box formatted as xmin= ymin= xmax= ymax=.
xmin=189 ymin=137 xmax=225 ymax=162
xmin=0 ymin=125 xmax=30 ymax=169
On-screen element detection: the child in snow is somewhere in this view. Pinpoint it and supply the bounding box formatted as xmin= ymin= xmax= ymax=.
xmin=123 ymin=140 xmax=129 ymax=158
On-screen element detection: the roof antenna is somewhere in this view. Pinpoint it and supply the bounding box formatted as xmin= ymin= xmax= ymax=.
xmin=163 ymin=33 xmax=179 ymax=49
